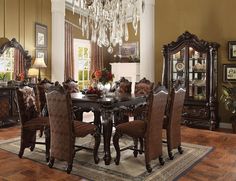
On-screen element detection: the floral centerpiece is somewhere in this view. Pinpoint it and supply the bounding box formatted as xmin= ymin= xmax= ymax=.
xmin=90 ymin=68 xmax=114 ymax=95
xmin=91 ymin=68 xmax=114 ymax=85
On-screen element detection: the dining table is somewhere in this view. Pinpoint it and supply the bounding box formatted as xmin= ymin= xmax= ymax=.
xmin=71 ymin=92 xmax=147 ymax=165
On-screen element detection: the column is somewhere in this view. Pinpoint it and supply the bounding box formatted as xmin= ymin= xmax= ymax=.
xmin=51 ymin=0 xmax=65 ymax=83
xmin=140 ymin=0 xmax=155 ymax=82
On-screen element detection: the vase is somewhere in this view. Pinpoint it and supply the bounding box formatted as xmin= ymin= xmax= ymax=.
xmin=97 ymin=82 xmax=111 ymax=97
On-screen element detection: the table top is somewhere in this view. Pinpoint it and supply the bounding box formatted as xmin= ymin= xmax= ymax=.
xmin=71 ymin=92 xmax=146 ymax=104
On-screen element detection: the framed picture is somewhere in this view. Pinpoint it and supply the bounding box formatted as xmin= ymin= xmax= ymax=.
xmin=119 ymin=42 xmax=139 ymax=58
xmin=36 ymin=49 xmax=47 ymax=65
xmin=228 ymin=41 xmax=236 ymax=60
xmin=223 ymin=64 xmax=236 ymax=82
xmin=35 ymin=23 xmax=47 ymax=48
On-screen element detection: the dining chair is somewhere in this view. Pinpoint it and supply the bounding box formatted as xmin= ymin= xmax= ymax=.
xmin=113 ymin=77 xmax=132 ymax=126
xmin=163 ymin=87 xmax=186 ymax=160
xmin=16 ymin=86 xmax=50 ymax=161
xmin=124 ymin=77 xmax=154 ymax=120
xmin=62 ymin=77 xmax=79 ymax=93
xmin=46 ymin=85 xmax=100 ymax=174
xmin=113 ymin=86 xmax=168 ymax=173
xmin=116 ymin=77 xmax=154 ymax=153
xmin=35 ymin=78 xmax=54 ymax=116
xmin=63 ymin=78 xmax=102 ymax=132
xmin=116 ymin=77 xmax=132 ymax=94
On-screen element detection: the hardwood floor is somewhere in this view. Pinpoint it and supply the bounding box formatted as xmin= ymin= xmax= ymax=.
xmin=0 ymin=125 xmax=236 ymax=181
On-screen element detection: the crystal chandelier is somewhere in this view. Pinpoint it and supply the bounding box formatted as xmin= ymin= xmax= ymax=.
xmin=72 ymin=0 xmax=140 ymax=53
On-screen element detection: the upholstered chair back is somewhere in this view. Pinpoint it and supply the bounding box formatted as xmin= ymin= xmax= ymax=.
xmin=167 ymin=87 xmax=186 ymax=149
xmin=63 ymin=78 xmax=79 ymax=93
xmin=16 ymin=86 xmax=39 ymax=124
xmin=117 ymin=77 xmax=132 ymax=94
xmin=46 ymin=86 xmax=75 ymax=162
xmin=145 ymin=87 xmax=168 ymax=163
xmin=134 ymin=77 xmax=154 ymax=96
xmin=36 ymin=78 xmax=54 ymax=114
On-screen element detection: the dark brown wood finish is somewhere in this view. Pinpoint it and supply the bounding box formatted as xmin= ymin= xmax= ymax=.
xmin=0 ymin=38 xmax=32 ymax=78
xmin=0 ymin=86 xmax=18 ymax=127
xmin=71 ymin=92 xmax=146 ymax=165
xmin=162 ymin=31 xmax=220 ymax=130
xmin=0 ymin=126 xmax=235 ymax=180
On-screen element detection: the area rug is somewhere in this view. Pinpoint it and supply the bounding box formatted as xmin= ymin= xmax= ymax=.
xmin=0 ymin=136 xmax=213 ymax=181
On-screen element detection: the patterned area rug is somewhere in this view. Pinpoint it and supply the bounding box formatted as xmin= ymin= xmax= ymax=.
xmin=0 ymin=135 xmax=212 ymax=181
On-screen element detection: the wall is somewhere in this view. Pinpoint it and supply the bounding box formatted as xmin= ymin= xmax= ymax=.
xmin=0 ymin=0 xmax=51 ymax=79
xmin=65 ymin=9 xmax=139 ymax=69
xmin=155 ymin=0 xmax=236 ymax=123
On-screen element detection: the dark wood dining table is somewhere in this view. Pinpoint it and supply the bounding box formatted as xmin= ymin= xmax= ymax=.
xmin=71 ymin=92 xmax=146 ymax=165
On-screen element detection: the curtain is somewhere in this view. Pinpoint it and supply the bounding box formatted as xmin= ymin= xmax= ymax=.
xmin=14 ymin=49 xmax=24 ymax=80
xmin=64 ymin=21 xmax=74 ymax=80
xmin=90 ymin=42 xmax=104 ymax=75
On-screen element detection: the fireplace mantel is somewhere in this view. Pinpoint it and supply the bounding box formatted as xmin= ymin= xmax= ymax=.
xmin=110 ymin=62 xmax=140 ymax=93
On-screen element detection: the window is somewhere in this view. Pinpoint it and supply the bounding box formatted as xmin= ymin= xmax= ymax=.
xmin=74 ymin=39 xmax=91 ymax=90
xmin=0 ymin=48 xmax=14 ymax=81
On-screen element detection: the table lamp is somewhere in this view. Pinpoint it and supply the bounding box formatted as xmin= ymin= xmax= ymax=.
xmin=32 ymin=57 xmax=47 ymax=81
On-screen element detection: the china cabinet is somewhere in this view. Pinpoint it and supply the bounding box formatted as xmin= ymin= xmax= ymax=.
xmin=162 ymin=31 xmax=220 ymax=130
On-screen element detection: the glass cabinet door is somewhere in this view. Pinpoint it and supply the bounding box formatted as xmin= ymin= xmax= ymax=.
xmin=170 ymin=48 xmax=186 ymax=88
xmin=188 ymin=47 xmax=207 ymax=101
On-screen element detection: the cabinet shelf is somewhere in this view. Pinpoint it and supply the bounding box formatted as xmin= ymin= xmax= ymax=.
xmin=162 ymin=31 xmax=220 ymax=130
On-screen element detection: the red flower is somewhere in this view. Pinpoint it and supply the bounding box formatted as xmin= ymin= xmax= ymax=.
xmin=16 ymin=72 xmax=25 ymax=81
xmin=92 ymin=68 xmax=114 ymax=85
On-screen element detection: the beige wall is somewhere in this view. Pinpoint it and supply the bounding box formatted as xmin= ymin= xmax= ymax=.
xmin=155 ymin=0 xmax=236 ymax=123
xmin=3 ymin=0 xmax=230 ymax=122
xmin=0 ymin=0 xmax=51 ymax=79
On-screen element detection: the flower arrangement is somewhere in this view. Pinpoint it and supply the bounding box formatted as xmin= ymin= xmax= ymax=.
xmin=92 ymin=68 xmax=114 ymax=85
xmin=16 ymin=72 xmax=25 ymax=81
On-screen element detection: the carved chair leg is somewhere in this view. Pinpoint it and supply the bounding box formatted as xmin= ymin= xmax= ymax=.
xmin=159 ymin=155 xmax=165 ymax=166
xmin=139 ymin=138 xmax=144 ymax=154
xmin=44 ymin=126 xmax=50 ymax=162
xmin=18 ymin=145 xmax=25 ymax=158
xmin=146 ymin=163 xmax=152 ymax=173
xmin=38 ymin=129 xmax=43 ymax=137
xmin=168 ymin=150 xmax=174 ymax=160
xmin=93 ymin=129 xmax=101 ymax=164
xmin=113 ymin=131 xmax=122 ymax=165
xmin=66 ymin=162 xmax=73 ymax=174
xmin=178 ymin=146 xmax=183 ymax=154
xmin=145 ymin=155 xmax=152 ymax=173
xmin=133 ymin=138 xmax=138 ymax=157
xmin=30 ymin=144 xmax=35 ymax=151
xmin=48 ymin=157 xmax=55 ymax=168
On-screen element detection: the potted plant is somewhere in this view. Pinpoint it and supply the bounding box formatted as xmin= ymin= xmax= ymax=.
xmin=221 ymin=83 xmax=236 ymax=133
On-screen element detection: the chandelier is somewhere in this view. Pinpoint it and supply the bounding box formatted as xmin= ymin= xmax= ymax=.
xmin=72 ymin=0 xmax=140 ymax=53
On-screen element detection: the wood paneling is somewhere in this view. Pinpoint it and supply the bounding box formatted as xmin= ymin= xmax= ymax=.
xmin=0 ymin=0 xmax=51 ymax=79
xmin=5 ymin=0 xmax=19 ymax=40
xmin=19 ymin=0 xmax=25 ymax=46
xmin=0 ymin=0 xmax=4 ymax=37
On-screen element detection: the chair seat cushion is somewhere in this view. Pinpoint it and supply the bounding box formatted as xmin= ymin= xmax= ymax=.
xmin=23 ymin=117 xmax=49 ymax=130
xmin=74 ymin=121 xmax=96 ymax=137
xmin=115 ymin=120 xmax=146 ymax=138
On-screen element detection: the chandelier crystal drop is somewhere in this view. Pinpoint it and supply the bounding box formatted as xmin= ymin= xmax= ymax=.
xmin=72 ymin=0 xmax=140 ymax=53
